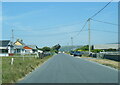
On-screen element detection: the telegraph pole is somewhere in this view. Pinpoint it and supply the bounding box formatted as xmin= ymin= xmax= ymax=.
xmin=11 ymin=29 xmax=14 ymax=53
xmin=11 ymin=29 xmax=14 ymax=45
xmin=88 ymin=18 xmax=91 ymax=55
xmin=71 ymin=37 xmax=73 ymax=50
xmin=67 ymin=43 xmax=69 ymax=52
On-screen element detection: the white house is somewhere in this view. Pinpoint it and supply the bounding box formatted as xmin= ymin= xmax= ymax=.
xmin=94 ymin=44 xmax=120 ymax=50
xmin=0 ymin=40 xmax=12 ymax=56
xmin=0 ymin=39 xmax=39 ymax=56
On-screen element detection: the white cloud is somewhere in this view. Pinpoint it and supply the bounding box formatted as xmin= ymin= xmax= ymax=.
xmin=3 ymin=8 xmax=48 ymax=21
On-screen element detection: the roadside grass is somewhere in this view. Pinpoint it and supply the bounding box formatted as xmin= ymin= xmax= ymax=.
xmin=0 ymin=57 xmax=2 ymax=85
xmin=2 ymin=55 xmax=52 ymax=83
xmin=81 ymin=56 xmax=91 ymax=58
xmin=86 ymin=58 xmax=120 ymax=70
xmin=72 ymin=55 xmax=120 ymax=70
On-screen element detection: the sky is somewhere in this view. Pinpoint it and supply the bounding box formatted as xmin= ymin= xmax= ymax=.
xmin=2 ymin=2 xmax=118 ymax=48
xmin=2 ymin=0 xmax=119 ymax=2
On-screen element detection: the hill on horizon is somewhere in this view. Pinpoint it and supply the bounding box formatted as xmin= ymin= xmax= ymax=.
xmin=59 ymin=45 xmax=82 ymax=52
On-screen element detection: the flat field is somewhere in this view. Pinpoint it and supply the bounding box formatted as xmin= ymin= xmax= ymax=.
xmin=2 ymin=56 xmax=52 ymax=83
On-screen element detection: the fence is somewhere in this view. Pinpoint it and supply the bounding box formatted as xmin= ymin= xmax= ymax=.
xmin=81 ymin=51 xmax=120 ymax=61
xmin=91 ymin=52 xmax=120 ymax=61
xmin=0 ymin=53 xmax=9 ymax=57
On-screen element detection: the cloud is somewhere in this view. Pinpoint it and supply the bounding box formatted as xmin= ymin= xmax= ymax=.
xmin=3 ymin=8 xmax=49 ymax=21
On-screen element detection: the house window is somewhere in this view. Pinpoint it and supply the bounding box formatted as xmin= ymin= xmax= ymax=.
xmin=0 ymin=49 xmax=8 ymax=53
xmin=17 ymin=49 xmax=21 ymax=53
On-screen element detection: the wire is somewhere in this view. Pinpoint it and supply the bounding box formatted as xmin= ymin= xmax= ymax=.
xmin=90 ymin=0 xmax=113 ymax=19
xmin=91 ymin=29 xmax=118 ymax=33
xmin=4 ymin=22 xmax=81 ymax=31
xmin=73 ymin=20 xmax=88 ymax=37
xmin=91 ymin=19 xmax=119 ymax=26
xmin=14 ymin=31 xmax=79 ymax=38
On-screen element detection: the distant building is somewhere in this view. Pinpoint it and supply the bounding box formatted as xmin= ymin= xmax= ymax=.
xmin=93 ymin=44 xmax=119 ymax=50
xmin=0 ymin=39 xmax=38 ymax=56
xmin=0 ymin=40 xmax=13 ymax=56
xmin=14 ymin=39 xmax=25 ymax=46
xmin=14 ymin=39 xmax=25 ymax=54
xmin=26 ymin=45 xmax=38 ymax=53
xmin=23 ymin=45 xmax=38 ymax=54
xmin=14 ymin=39 xmax=38 ymax=54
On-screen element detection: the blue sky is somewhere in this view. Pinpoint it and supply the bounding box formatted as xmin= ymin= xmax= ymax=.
xmin=2 ymin=2 xmax=118 ymax=47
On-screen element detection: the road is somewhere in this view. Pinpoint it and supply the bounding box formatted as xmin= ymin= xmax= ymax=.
xmin=18 ymin=53 xmax=118 ymax=83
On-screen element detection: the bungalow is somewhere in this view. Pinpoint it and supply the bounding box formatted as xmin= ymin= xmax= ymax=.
xmin=93 ymin=44 xmax=119 ymax=51
xmin=0 ymin=39 xmax=38 ymax=56
xmin=13 ymin=39 xmax=38 ymax=54
xmin=23 ymin=45 xmax=38 ymax=54
xmin=13 ymin=39 xmax=25 ymax=54
xmin=0 ymin=40 xmax=13 ymax=56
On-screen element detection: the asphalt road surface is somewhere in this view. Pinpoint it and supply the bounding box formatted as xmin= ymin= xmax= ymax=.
xmin=18 ymin=53 xmax=118 ymax=83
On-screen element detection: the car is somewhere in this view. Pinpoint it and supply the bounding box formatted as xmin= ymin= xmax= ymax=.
xmin=70 ymin=51 xmax=75 ymax=55
xmin=73 ymin=51 xmax=82 ymax=57
xmin=43 ymin=52 xmax=51 ymax=56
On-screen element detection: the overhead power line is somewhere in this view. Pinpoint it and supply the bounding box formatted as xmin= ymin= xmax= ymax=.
xmin=90 ymin=0 xmax=113 ymax=19
xmin=73 ymin=20 xmax=88 ymax=37
xmin=91 ymin=29 xmax=118 ymax=33
xmin=91 ymin=19 xmax=119 ymax=26
xmin=75 ymin=0 xmax=114 ymax=38
xmin=4 ymin=22 xmax=81 ymax=32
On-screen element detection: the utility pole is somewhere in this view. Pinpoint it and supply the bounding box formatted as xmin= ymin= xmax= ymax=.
xmin=71 ymin=37 xmax=73 ymax=50
xmin=11 ymin=29 xmax=14 ymax=45
xmin=67 ymin=43 xmax=69 ymax=52
xmin=88 ymin=18 xmax=91 ymax=55
xmin=10 ymin=28 xmax=14 ymax=54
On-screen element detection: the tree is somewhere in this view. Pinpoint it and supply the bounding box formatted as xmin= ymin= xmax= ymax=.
xmin=52 ymin=44 xmax=61 ymax=53
xmin=41 ymin=47 xmax=51 ymax=52
xmin=75 ymin=45 xmax=93 ymax=51
xmin=91 ymin=49 xmax=103 ymax=53
xmin=75 ymin=45 xmax=89 ymax=51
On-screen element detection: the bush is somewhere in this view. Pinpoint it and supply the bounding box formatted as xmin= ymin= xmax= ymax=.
xmin=91 ymin=49 xmax=103 ymax=53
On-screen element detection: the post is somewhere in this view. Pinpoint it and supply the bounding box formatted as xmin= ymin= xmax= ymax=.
xmin=67 ymin=43 xmax=69 ymax=52
xmin=21 ymin=52 xmax=25 ymax=61
xmin=23 ymin=54 xmax=24 ymax=61
xmin=11 ymin=29 xmax=14 ymax=53
xmin=71 ymin=37 xmax=73 ymax=50
xmin=88 ymin=18 xmax=91 ymax=55
xmin=12 ymin=29 xmax=14 ymax=45
xmin=11 ymin=58 xmax=14 ymax=65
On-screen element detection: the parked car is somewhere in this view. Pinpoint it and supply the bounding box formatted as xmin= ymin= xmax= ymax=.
xmin=73 ymin=51 xmax=82 ymax=57
xmin=70 ymin=51 xmax=75 ymax=55
xmin=43 ymin=52 xmax=51 ymax=56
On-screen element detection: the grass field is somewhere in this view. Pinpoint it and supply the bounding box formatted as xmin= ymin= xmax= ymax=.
xmin=73 ymin=55 xmax=120 ymax=70
xmin=0 ymin=57 xmax=2 ymax=85
xmin=2 ymin=55 xmax=52 ymax=83
xmin=86 ymin=58 xmax=120 ymax=70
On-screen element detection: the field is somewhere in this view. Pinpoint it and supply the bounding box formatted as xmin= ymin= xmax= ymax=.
xmin=81 ymin=57 xmax=120 ymax=70
xmin=2 ymin=55 xmax=52 ymax=83
xmin=71 ymin=54 xmax=119 ymax=70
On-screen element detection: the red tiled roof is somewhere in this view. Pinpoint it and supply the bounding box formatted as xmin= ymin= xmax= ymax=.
xmin=23 ymin=46 xmax=32 ymax=49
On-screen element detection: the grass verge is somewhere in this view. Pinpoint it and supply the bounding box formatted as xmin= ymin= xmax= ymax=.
xmin=2 ymin=55 xmax=52 ymax=83
xmin=86 ymin=58 xmax=120 ymax=70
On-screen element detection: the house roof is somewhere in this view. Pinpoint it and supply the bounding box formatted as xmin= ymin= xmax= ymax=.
xmin=27 ymin=45 xmax=37 ymax=49
xmin=94 ymin=44 xmax=119 ymax=49
xmin=0 ymin=40 xmax=10 ymax=47
xmin=14 ymin=45 xmax=37 ymax=49
xmin=23 ymin=46 xmax=32 ymax=49
xmin=14 ymin=39 xmax=25 ymax=46
xmin=14 ymin=45 xmax=24 ymax=49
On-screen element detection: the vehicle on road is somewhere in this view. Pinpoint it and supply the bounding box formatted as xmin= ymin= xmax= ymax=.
xmin=73 ymin=51 xmax=82 ymax=57
xmin=70 ymin=51 xmax=75 ymax=55
xmin=43 ymin=52 xmax=51 ymax=56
